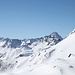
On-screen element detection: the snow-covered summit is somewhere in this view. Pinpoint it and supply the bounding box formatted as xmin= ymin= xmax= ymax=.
xmin=49 ymin=32 xmax=62 ymax=38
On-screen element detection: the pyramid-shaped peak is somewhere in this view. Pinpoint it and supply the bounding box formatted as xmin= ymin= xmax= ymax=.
xmin=50 ymin=32 xmax=62 ymax=39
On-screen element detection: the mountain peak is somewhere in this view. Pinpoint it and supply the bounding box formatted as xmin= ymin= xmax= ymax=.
xmin=50 ymin=32 xmax=62 ymax=38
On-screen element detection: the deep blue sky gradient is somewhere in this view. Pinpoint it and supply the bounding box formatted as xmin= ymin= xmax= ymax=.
xmin=0 ymin=0 xmax=75 ymax=39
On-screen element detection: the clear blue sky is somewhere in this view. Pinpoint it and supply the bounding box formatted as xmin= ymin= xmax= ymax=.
xmin=0 ymin=0 xmax=75 ymax=39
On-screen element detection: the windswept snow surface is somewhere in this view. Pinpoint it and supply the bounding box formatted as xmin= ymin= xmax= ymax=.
xmin=0 ymin=31 xmax=75 ymax=75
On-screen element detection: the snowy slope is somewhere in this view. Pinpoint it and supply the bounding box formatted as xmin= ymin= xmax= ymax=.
xmin=0 ymin=30 xmax=75 ymax=75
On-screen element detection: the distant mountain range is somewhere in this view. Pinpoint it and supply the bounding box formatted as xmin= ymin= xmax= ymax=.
xmin=0 ymin=32 xmax=62 ymax=48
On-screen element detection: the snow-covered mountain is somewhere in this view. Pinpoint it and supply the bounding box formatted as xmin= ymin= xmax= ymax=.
xmin=0 ymin=30 xmax=75 ymax=75
xmin=0 ymin=32 xmax=62 ymax=48
xmin=0 ymin=32 xmax=62 ymax=61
